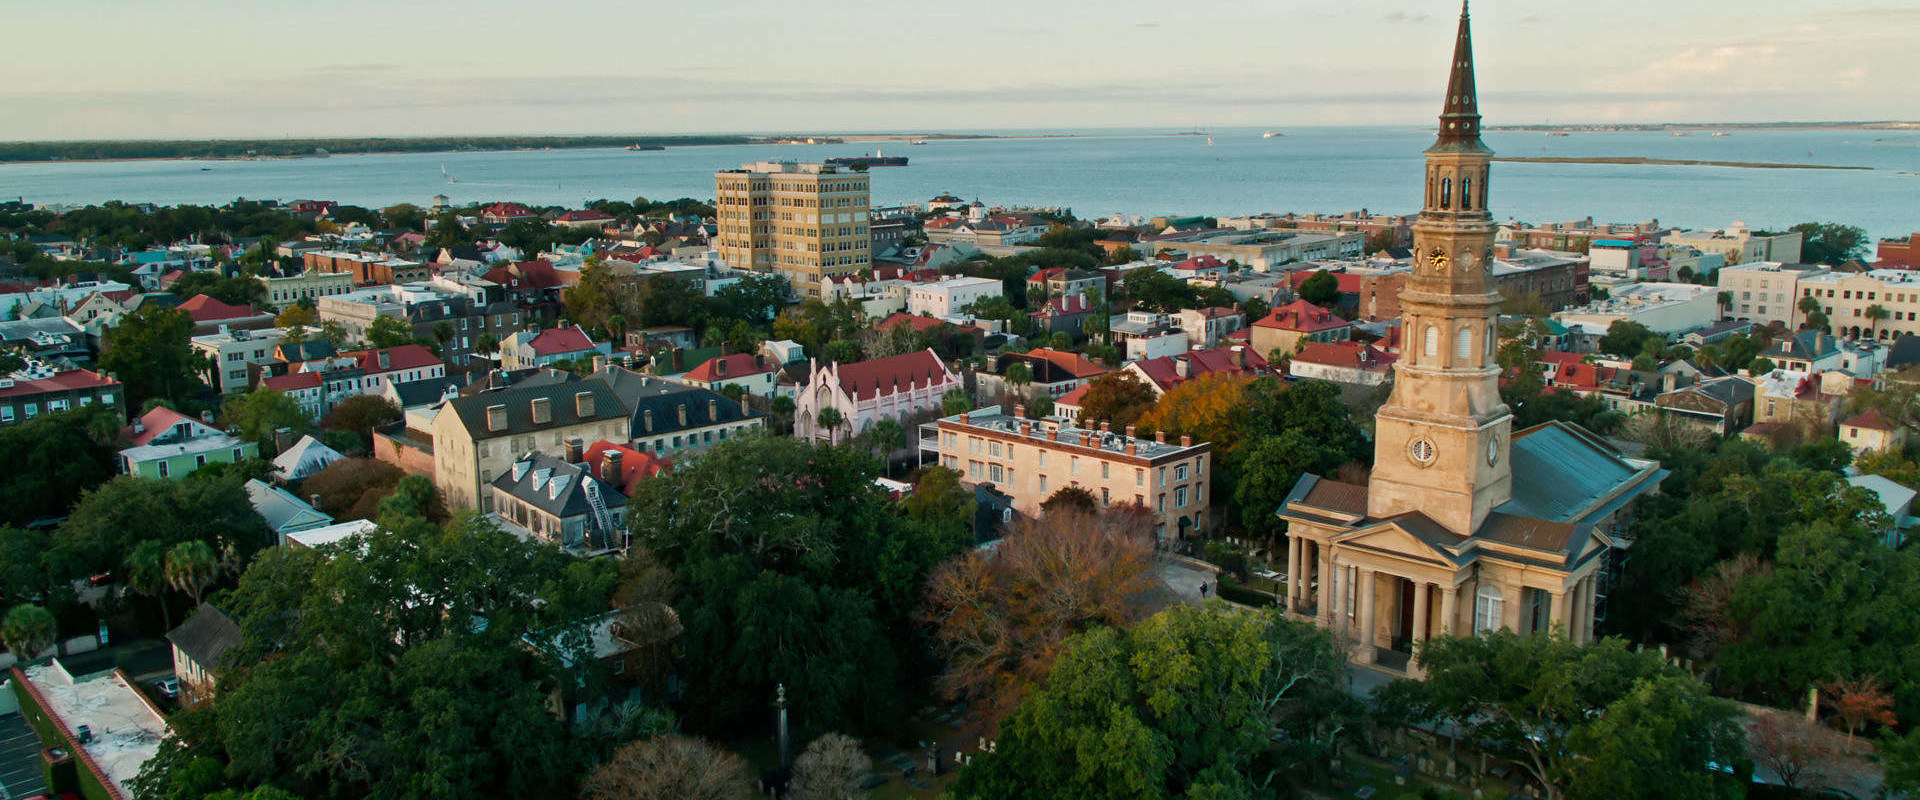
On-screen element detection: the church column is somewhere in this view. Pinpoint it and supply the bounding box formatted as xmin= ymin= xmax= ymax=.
xmin=1358 ymin=569 xmax=1378 ymax=663
xmin=1439 ymin=584 xmax=1459 ymax=637
xmin=1328 ymin=559 xmax=1345 ymax=629
xmin=1574 ymin=575 xmax=1594 ymax=645
xmin=1502 ymin=584 xmax=1524 ymax=633
xmin=1286 ymin=537 xmax=1302 ymax=613
xmin=1550 ymin=588 xmax=1569 ymax=638
xmin=1319 ymin=550 xmax=1336 ymax=625
xmin=1413 ymin=579 xmax=1432 ymax=644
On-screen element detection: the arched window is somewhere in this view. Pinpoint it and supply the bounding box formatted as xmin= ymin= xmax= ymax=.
xmin=1423 ymin=325 xmax=1439 ymax=357
xmin=1475 ymin=584 xmax=1504 ymax=634
xmin=1460 ymin=177 xmax=1472 ymax=210
xmin=1439 ymin=178 xmax=1452 ymax=209
xmin=1455 ymin=326 xmax=1473 ymax=363
xmin=1486 ymin=324 xmax=1497 ymax=359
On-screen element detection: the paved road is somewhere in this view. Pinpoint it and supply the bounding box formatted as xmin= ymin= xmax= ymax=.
xmin=1153 ymin=558 xmax=1217 ymax=605
xmin=0 ymin=713 xmax=49 ymax=800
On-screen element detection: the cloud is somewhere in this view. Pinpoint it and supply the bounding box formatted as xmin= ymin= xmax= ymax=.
xmin=1640 ymin=44 xmax=1779 ymax=80
xmin=1382 ymin=11 xmax=1430 ymax=24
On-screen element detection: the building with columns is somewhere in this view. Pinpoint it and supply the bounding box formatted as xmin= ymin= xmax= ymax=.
xmin=1274 ymin=4 xmax=1665 ymax=673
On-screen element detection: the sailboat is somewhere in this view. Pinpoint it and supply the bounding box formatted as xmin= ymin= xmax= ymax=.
xmin=441 ymin=164 xmax=457 ymax=183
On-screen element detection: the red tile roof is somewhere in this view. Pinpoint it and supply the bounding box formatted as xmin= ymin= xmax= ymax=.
xmin=483 ymin=259 xmax=562 ymax=290
xmin=262 ymin=372 xmax=323 ymax=392
xmin=1056 ymin=383 xmax=1090 ymax=409
xmin=481 ymin=202 xmax=534 ymax=219
xmin=1253 ymin=300 xmax=1349 ymax=333
xmin=1170 ymin=255 xmax=1227 ymax=272
xmin=685 ymin=354 xmax=773 ymax=382
xmin=1537 ymin=351 xmax=1587 ymax=369
xmin=1131 ymin=345 xmax=1270 ymax=392
xmin=339 ymin=344 xmax=443 ymax=374
xmin=121 ymin=406 xmax=207 ymax=446
xmin=556 ymin=209 xmax=614 ymax=223
xmin=177 ymin=294 xmax=259 ymax=323
xmin=584 ymin=440 xmax=671 ymax=495
xmin=527 ymin=326 xmax=598 ymax=356
xmin=1844 ymin=408 xmax=1895 ymax=432
xmin=0 ymin=368 xmax=118 ymax=400
xmin=1020 ymin=348 xmax=1108 ymax=380
xmin=1028 ymin=267 xmax=1069 ymax=283
xmin=1293 ymin=341 xmax=1398 ymax=372
xmin=832 ymin=350 xmax=954 ymax=401
xmin=878 ymin=313 xmax=980 ymax=334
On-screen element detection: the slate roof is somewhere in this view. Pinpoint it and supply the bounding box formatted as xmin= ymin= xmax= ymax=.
xmin=444 ymin=378 xmax=627 ymax=439
xmin=491 ymin=452 xmax=626 ymax=519
xmin=387 ymin=374 xmax=474 ymax=408
xmin=166 ymin=604 xmax=242 ymax=675
xmin=614 ymin=377 xmax=760 ymax=439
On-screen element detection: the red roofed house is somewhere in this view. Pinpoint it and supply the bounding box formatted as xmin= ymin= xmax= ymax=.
xmin=1288 ymin=341 xmax=1399 ymax=387
xmin=0 ymin=367 xmax=123 ymax=426
xmin=1054 ymin=382 xmax=1091 ymax=423
xmin=1166 ymin=255 xmax=1229 ymax=282
xmin=280 ymin=344 xmax=447 ymax=418
xmin=990 ymin=347 xmax=1108 ymax=397
xmin=1841 ymin=408 xmax=1908 ymax=453
xmin=480 ymin=202 xmax=537 ymax=225
xmin=681 ymin=353 xmax=779 ymax=398
xmin=483 ymin=260 xmax=566 ymax=319
xmin=178 ymin=294 xmax=275 ymax=334
xmin=1125 ymin=344 xmax=1272 ymax=396
xmin=1250 ymin=299 xmax=1351 ymax=359
xmin=795 ymin=349 xmax=960 ymax=444
xmin=553 ymin=209 xmax=616 ymax=229
xmin=583 ymin=440 xmax=672 ymax=496
xmin=499 ymin=324 xmax=610 ymax=371
xmin=1176 ymin=306 xmax=1247 ymax=348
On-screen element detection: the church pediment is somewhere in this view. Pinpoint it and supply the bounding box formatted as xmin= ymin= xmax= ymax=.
xmin=1330 ymin=515 xmax=1464 ymax=568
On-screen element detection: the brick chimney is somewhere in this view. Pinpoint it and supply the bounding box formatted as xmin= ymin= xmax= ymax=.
xmin=531 ymin=397 xmax=552 ymax=425
xmin=1155 ymin=430 xmax=1167 ymax=444
xmin=1180 ymin=434 xmax=1192 ymax=447
xmin=378 ymin=349 xmax=391 ymax=371
xmin=1230 ymin=345 xmax=1246 ymax=367
xmin=1174 ymin=355 xmax=1190 ymax=379
xmin=1125 ymin=424 xmax=1136 ymax=439
xmin=1100 ymin=421 xmax=1110 ymax=433
xmin=564 ymin=437 xmax=585 ymax=464
xmin=717 ymin=358 xmax=729 ymax=377
xmin=643 ymin=409 xmax=654 ymax=432
xmin=486 ymin=404 xmax=508 ymax=432
xmin=602 ymin=448 xmax=623 ymax=481
xmin=1014 ymin=404 xmax=1026 ymax=419
xmin=677 ymin=404 xmax=688 ymax=427
xmin=708 ymin=399 xmax=718 ymax=421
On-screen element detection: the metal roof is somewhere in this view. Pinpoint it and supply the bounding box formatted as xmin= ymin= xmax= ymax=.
xmin=1498 ymin=421 xmax=1646 ymax=524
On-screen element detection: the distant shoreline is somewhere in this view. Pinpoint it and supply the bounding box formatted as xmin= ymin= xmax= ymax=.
xmin=0 ymin=132 xmax=1021 ymax=164
xmin=1494 ymin=156 xmax=1872 ymax=170
xmin=1488 ymin=121 xmax=1920 ymax=133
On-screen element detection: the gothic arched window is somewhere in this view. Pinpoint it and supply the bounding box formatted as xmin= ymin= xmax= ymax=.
xmin=1439 ymin=178 xmax=1452 ymax=210
xmin=1461 ymin=177 xmax=1473 ymax=210
xmin=1455 ymin=326 xmax=1473 ymax=363
xmin=1423 ymin=325 xmax=1439 ymax=357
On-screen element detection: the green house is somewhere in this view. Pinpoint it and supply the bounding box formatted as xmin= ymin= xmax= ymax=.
xmin=117 ymin=406 xmax=258 ymax=479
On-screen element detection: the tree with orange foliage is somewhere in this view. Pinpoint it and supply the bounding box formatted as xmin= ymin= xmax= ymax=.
xmin=921 ymin=506 xmax=1158 ymax=725
xmin=1074 ymin=370 xmax=1157 ymax=431
xmin=1135 ymin=372 xmax=1255 ymax=458
xmin=1823 ymin=674 xmax=1898 ymax=747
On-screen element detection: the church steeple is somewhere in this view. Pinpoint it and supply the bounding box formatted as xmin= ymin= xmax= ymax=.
xmin=1434 ymin=1 xmax=1486 ymax=150
xmin=1365 ymin=2 xmax=1511 ymax=536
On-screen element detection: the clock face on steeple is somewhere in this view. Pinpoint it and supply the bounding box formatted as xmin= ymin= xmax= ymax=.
xmin=1427 ymin=249 xmax=1449 ymax=270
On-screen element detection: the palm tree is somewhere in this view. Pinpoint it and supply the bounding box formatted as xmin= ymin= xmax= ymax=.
xmin=1005 ymin=361 xmax=1033 ymax=394
xmin=165 ymin=540 xmax=219 ymax=608
xmin=770 ymin=395 xmax=796 ymax=436
xmin=128 ymin=540 xmax=174 ymax=632
xmin=1865 ymin=304 xmax=1890 ymax=340
xmin=815 ymin=407 xmax=845 ymax=445
xmin=866 ymin=417 xmax=906 ymax=468
xmin=1 ymin=605 xmax=57 ymax=664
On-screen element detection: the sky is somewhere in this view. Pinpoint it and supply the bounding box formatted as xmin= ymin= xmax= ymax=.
xmin=3 ymin=0 xmax=1916 ymax=141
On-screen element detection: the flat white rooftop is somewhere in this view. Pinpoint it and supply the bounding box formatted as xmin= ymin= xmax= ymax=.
xmin=20 ymin=663 xmax=168 ymax=798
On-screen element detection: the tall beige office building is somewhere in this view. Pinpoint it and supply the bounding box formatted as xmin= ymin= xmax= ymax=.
xmin=714 ymin=161 xmax=871 ymax=297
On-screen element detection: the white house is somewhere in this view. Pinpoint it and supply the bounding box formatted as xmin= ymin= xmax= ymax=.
xmin=907 ymin=277 xmax=1002 ymax=318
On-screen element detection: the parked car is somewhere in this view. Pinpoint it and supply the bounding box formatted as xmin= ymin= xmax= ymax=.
xmin=154 ymin=678 xmax=180 ymax=699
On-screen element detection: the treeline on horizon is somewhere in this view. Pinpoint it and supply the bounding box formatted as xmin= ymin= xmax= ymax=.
xmin=0 ymin=135 xmax=766 ymax=162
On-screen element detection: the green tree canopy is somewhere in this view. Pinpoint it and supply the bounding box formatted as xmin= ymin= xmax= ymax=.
xmin=0 ymin=403 xmax=120 ymax=527
xmin=100 ymin=306 xmax=206 ymax=409
xmin=221 ymin=388 xmax=310 ymax=452
xmin=1790 ymin=221 xmax=1868 ymax=266
xmin=1296 ymin=270 xmax=1341 ymax=306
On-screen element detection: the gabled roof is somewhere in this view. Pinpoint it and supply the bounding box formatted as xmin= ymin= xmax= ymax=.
xmin=583 ymin=440 xmax=671 ymax=496
xmin=1254 ymin=299 xmax=1348 ymax=333
xmin=244 ymin=478 xmax=333 ymax=534
xmin=555 ymin=209 xmax=614 ymax=223
xmin=0 ymin=368 xmax=117 ymax=400
xmin=444 ymin=378 xmax=628 ymax=439
xmin=831 ymin=350 xmax=955 ymax=401
xmin=177 ymin=294 xmax=259 ymax=323
xmin=122 ymin=406 xmax=213 ymax=446
xmin=684 ymin=353 xmax=773 ymax=382
xmin=272 ymin=435 xmax=346 ymax=481
xmin=483 ymin=259 xmax=562 ymax=290
xmin=1130 ymin=346 xmax=1270 ymax=392
xmin=491 ymin=452 xmax=625 ymax=519
xmin=1292 ymin=341 xmax=1397 ymax=372
xmin=339 ymin=343 xmax=442 ymax=374
xmin=261 ymin=371 xmax=322 ymax=392
xmin=480 ymin=202 xmax=535 ymax=218
xmin=1285 ymin=270 xmax=1363 ymax=294
xmin=1169 ymin=255 xmax=1228 ymax=272
xmin=1497 ymin=421 xmax=1656 ymax=525
xmin=1844 ymin=408 xmax=1895 ymax=432
xmin=166 ymin=603 xmax=242 ymax=674
xmin=1012 ymin=348 xmax=1108 ymax=381
xmin=525 ymin=325 xmax=597 ymax=356
xmin=1056 ymin=382 xmax=1090 ymax=409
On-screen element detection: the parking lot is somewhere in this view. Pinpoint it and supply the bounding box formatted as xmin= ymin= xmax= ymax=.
xmin=0 ymin=712 xmax=49 ymax=800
